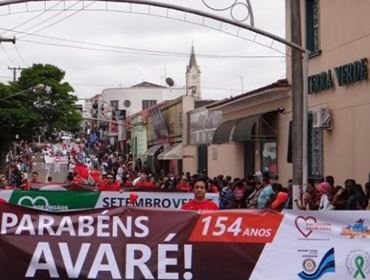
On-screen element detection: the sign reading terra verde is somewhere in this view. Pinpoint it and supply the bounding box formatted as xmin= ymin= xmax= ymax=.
xmin=309 ymin=58 xmax=368 ymax=94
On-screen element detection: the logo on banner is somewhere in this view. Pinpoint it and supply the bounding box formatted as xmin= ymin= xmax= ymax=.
xmin=297 ymin=248 xmax=335 ymax=280
xmin=295 ymin=216 xmax=331 ymax=239
xmin=17 ymin=196 xmax=68 ymax=211
xmin=340 ymin=219 xmax=370 ymax=238
xmin=18 ymin=196 xmax=49 ymax=208
xmin=346 ymin=249 xmax=370 ymax=279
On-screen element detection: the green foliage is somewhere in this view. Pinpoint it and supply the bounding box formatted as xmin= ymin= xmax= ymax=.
xmin=0 ymin=63 xmax=82 ymax=142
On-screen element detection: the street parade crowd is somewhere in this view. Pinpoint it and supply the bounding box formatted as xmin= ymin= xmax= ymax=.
xmin=1 ymin=139 xmax=370 ymax=211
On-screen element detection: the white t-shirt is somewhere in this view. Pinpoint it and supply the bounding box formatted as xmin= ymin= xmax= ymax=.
xmin=319 ymin=193 xmax=331 ymax=210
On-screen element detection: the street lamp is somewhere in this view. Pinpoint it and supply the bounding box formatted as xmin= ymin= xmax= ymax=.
xmin=0 ymin=84 xmax=51 ymax=102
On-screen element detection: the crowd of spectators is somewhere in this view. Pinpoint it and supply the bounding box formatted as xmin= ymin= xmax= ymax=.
xmin=1 ymin=141 xmax=370 ymax=211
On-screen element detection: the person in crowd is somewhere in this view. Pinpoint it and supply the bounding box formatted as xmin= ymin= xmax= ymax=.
xmin=0 ymin=174 xmax=8 ymax=190
xmin=345 ymin=179 xmax=367 ymax=210
xmin=318 ymin=181 xmax=332 ymax=210
xmin=257 ymin=172 xmax=274 ymax=209
xmin=325 ymin=175 xmax=335 ymax=190
xmin=270 ymin=183 xmax=289 ymax=211
xmin=294 ymin=180 xmax=320 ymax=210
xmin=181 ymin=178 xmax=219 ymax=210
xmin=207 ymin=179 xmax=220 ymax=193
xmin=89 ymin=164 xmax=102 ymax=185
xmin=54 ymin=153 xmax=61 ymax=173
xmin=65 ymin=172 xmax=74 ymax=184
xmin=135 ymin=173 xmax=156 ymax=189
xmin=365 ymin=182 xmax=370 ymax=210
xmin=219 ymin=179 xmax=233 ymax=209
xmin=97 ymin=172 xmax=121 ymax=192
xmin=230 ymin=179 xmax=247 ymax=209
xmin=47 ymin=176 xmax=53 ymax=183
xmin=20 ymin=176 xmax=31 ymax=190
xmin=122 ymin=175 xmax=133 ymax=188
xmin=246 ymin=178 xmax=264 ymax=209
xmin=176 ymin=178 xmax=192 ymax=192
xmin=330 ymin=185 xmax=347 ymax=210
xmin=31 ymin=171 xmax=39 ymax=183
xmin=74 ymin=160 xmax=89 ymax=180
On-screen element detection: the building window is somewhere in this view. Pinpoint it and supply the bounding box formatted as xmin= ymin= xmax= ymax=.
xmin=308 ymin=112 xmax=323 ymax=179
xmin=306 ymin=0 xmax=320 ymax=54
xmin=110 ymin=100 xmax=119 ymax=118
xmin=142 ymin=100 xmax=157 ymax=110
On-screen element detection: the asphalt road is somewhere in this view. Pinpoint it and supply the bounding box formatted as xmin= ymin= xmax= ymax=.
xmin=32 ymin=154 xmax=68 ymax=184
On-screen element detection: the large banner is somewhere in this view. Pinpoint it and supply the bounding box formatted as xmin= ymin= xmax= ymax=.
xmin=0 ymin=190 xmax=219 ymax=211
xmin=0 ymin=204 xmax=369 ymax=279
xmin=189 ymin=109 xmax=222 ymax=144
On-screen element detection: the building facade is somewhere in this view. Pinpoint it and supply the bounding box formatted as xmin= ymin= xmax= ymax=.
xmin=189 ymin=0 xmax=370 ymax=186
xmin=285 ymin=0 xmax=370 ymax=185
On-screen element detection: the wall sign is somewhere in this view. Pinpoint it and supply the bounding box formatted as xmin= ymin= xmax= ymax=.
xmin=308 ymin=58 xmax=368 ymax=94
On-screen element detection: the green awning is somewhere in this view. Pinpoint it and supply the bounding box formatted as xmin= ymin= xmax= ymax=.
xmin=232 ymin=114 xmax=262 ymax=142
xmin=212 ymin=119 xmax=239 ymax=144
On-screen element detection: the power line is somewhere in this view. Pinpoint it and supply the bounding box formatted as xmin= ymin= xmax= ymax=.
xmin=1 ymin=0 xmax=63 ymax=36
xmin=0 ymin=26 xmax=284 ymax=59
xmin=18 ymin=1 xmax=97 ymax=40
xmin=0 ymin=44 xmax=17 ymax=66
xmin=14 ymin=44 xmax=29 ymax=66
xmin=19 ymin=38 xmax=285 ymax=60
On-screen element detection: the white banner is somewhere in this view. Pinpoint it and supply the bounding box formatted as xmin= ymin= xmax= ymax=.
xmin=96 ymin=191 xmax=219 ymax=209
xmin=251 ymin=210 xmax=370 ymax=279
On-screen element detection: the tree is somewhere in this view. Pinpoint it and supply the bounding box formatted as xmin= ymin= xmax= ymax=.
xmin=0 ymin=64 xmax=82 ymax=173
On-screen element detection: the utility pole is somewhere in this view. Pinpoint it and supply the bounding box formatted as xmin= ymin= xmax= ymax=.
xmin=0 ymin=37 xmax=21 ymax=82
xmin=290 ymin=0 xmax=304 ymax=208
xmin=8 ymin=66 xmax=23 ymax=82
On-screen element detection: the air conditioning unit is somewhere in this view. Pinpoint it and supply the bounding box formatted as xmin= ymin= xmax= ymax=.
xmin=312 ymin=107 xmax=332 ymax=129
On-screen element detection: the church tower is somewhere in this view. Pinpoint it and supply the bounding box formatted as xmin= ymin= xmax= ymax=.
xmin=186 ymin=45 xmax=201 ymax=99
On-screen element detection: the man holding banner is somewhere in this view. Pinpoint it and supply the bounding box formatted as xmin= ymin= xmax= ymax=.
xmin=181 ymin=178 xmax=219 ymax=210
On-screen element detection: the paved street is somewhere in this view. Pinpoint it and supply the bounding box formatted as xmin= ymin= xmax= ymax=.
xmin=32 ymin=154 xmax=68 ymax=184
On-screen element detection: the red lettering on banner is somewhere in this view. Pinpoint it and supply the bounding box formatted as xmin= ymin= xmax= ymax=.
xmin=188 ymin=211 xmax=283 ymax=243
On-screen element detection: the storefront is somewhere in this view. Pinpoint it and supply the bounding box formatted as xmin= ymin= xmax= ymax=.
xmin=285 ymin=0 xmax=370 ymax=185
xmin=206 ymin=80 xmax=291 ymax=179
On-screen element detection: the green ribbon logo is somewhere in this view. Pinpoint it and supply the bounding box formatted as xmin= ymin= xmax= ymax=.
xmin=353 ymin=256 xmax=365 ymax=279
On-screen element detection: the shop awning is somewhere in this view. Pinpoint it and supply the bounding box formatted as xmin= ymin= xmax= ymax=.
xmin=232 ymin=113 xmax=263 ymax=142
xmin=212 ymin=119 xmax=239 ymax=144
xmin=212 ymin=112 xmax=277 ymax=144
xmin=143 ymin=144 xmax=163 ymax=156
xmin=158 ymin=143 xmax=183 ymax=160
xmin=232 ymin=113 xmax=277 ymax=142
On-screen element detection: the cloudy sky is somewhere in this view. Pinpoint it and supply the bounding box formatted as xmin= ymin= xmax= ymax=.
xmin=0 ymin=0 xmax=286 ymax=102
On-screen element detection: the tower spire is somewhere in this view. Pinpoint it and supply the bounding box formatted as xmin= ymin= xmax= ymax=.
xmin=188 ymin=45 xmax=198 ymax=71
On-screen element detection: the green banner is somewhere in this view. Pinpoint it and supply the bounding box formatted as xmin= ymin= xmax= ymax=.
xmin=8 ymin=191 xmax=100 ymax=211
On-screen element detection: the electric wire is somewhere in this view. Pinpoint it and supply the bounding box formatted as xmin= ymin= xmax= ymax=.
xmin=18 ymin=1 xmax=97 ymax=40
xmin=0 ymin=0 xmax=63 ymax=36
xmin=14 ymin=44 xmax=29 ymax=66
xmin=0 ymin=44 xmax=17 ymax=66
xmin=0 ymin=27 xmax=284 ymax=59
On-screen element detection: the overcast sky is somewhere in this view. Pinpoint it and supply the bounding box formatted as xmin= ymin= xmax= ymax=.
xmin=0 ymin=0 xmax=286 ymax=102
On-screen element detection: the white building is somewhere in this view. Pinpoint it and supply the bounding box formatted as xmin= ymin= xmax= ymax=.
xmin=101 ymin=81 xmax=186 ymax=117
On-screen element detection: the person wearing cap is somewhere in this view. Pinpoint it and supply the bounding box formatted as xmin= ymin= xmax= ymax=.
xmin=181 ymin=178 xmax=219 ymax=210
xmin=318 ymin=181 xmax=332 ymax=210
